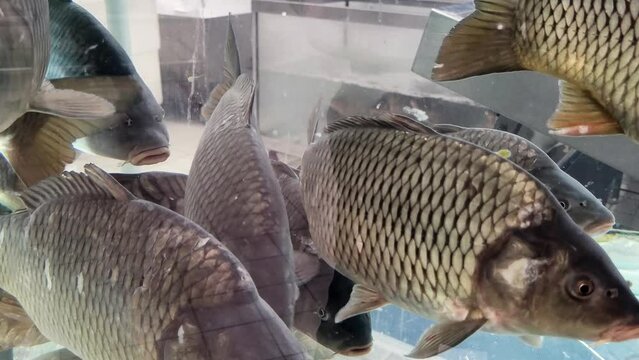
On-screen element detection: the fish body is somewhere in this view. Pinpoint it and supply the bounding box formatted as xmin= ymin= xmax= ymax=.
xmin=272 ymin=159 xmax=373 ymax=356
xmin=185 ymin=74 xmax=297 ymax=327
xmin=0 ymin=165 xmax=306 ymax=360
xmin=0 ymin=0 xmax=48 ymax=132
xmin=0 ymin=0 xmax=117 ymax=186
xmin=48 ymin=0 xmax=170 ymax=166
xmin=434 ymin=124 xmax=615 ymax=235
xmin=301 ymin=114 xmax=639 ymax=358
xmin=184 ymin=20 xmax=297 ymax=327
xmin=433 ymin=0 xmax=639 ymax=142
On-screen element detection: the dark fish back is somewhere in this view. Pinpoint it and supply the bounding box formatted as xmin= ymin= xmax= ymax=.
xmin=185 ymin=75 xmax=297 ymax=326
xmin=48 ymin=0 xmax=135 ymax=78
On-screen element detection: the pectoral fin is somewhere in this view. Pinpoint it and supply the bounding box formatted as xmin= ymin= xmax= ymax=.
xmin=30 ymin=81 xmax=115 ymax=120
xmin=5 ymin=113 xmax=114 ymax=186
xmin=548 ymin=81 xmax=622 ymax=136
xmin=407 ymin=317 xmax=487 ymax=358
xmin=293 ymin=251 xmax=321 ymax=286
xmin=520 ymin=335 xmax=543 ymax=348
xmin=334 ymin=284 xmax=387 ymax=323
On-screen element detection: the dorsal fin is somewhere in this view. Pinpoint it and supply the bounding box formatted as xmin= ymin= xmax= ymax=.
xmin=432 ymin=123 xmax=465 ymax=134
xmin=325 ymin=113 xmax=439 ymax=135
xmin=84 ymin=164 xmax=136 ymax=201
xmin=200 ymin=14 xmax=241 ymax=122
xmin=19 ymin=164 xmax=135 ymax=210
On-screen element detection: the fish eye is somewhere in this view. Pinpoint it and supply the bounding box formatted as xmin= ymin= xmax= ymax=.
xmin=568 ymin=277 xmax=595 ymax=299
xmin=558 ymin=199 xmax=570 ymax=210
xmin=579 ymin=201 xmax=588 ymax=208
xmin=317 ymin=307 xmax=329 ymax=321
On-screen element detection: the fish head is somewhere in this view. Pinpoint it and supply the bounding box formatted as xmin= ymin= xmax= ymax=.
xmin=538 ymin=167 xmax=615 ymax=236
xmin=294 ymin=267 xmax=373 ymax=356
xmin=478 ymin=215 xmax=639 ymax=342
xmin=81 ymin=88 xmax=170 ymax=165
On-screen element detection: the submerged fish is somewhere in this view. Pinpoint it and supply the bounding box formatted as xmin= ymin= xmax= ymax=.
xmin=48 ymin=0 xmax=170 ymax=166
xmin=184 ymin=18 xmax=297 ymax=327
xmin=301 ymin=114 xmax=639 ymax=358
xmin=0 ymin=0 xmax=115 ymax=186
xmin=272 ymin=159 xmax=374 ymax=356
xmin=434 ymin=124 xmax=615 ymax=236
xmin=0 ymin=164 xmax=306 ymax=359
xmin=433 ymin=0 xmax=639 ymax=143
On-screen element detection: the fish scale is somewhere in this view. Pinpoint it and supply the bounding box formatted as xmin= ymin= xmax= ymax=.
xmin=302 ymin=123 xmax=555 ymax=318
xmin=0 ymin=169 xmax=308 ymax=360
xmin=516 ymin=0 xmax=639 ymax=137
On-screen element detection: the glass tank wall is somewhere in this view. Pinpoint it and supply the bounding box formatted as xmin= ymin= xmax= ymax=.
xmin=1 ymin=0 xmax=638 ymax=359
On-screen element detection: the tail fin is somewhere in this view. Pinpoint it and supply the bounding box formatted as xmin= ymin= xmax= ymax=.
xmin=201 ymin=14 xmax=241 ymax=121
xmin=432 ymin=0 xmax=523 ymax=81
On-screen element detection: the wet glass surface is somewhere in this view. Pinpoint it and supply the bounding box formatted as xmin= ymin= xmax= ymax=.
xmin=1 ymin=0 xmax=638 ymax=359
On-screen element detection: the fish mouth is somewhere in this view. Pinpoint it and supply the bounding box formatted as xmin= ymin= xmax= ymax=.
xmin=600 ymin=323 xmax=639 ymax=342
xmin=128 ymin=146 xmax=170 ymax=165
xmin=584 ymin=221 xmax=615 ymax=237
xmin=338 ymin=344 xmax=373 ymax=356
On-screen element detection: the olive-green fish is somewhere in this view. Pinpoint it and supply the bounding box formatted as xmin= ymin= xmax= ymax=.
xmin=301 ymin=114 xmax=639 ymax=358
xmin=433 ymin=124 xmax=615 ymax=236
xmin=184 ymin=18 xmax=297 ymax=327
xmin=432 ymin=0 xmax=639 ymax=142
xmin=0 ymin=164 xmax=306 ymax=359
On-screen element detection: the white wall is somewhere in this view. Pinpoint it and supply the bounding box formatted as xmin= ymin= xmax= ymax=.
xmin=155 ymin=0 xmax=251 ymax=18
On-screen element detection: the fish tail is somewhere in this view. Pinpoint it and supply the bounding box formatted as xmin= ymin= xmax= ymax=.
xmin=432 ymin=0 xmax=523 ymax=81
xmin=201 ymin=15 xmax=241 ymax=121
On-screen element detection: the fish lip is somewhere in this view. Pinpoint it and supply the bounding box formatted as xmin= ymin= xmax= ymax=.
xmin=584 ymin=221 xmax=615 ymax=237
xmin=338 ymin=343 xmax=373 ymax=356
xmin=599 ymin=321 xmax=639 ymax=342
xmin=128 ymin=146 xmax=170 ymax=165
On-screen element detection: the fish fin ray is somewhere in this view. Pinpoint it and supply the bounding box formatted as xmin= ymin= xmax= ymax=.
xmin=200 ymin=15 xmax=241 ymax=122
xmin=406 ymin=317 xmax=487 ymax=358
xmin=307 ymin=98 xmax=323 ymax=144
xmin=293 ymin=251 xmax=321 ymax=286
xmin=85 ymin=164 xmax=136 ymax=202
xmin=547 ymin=81 xmax=622 ymax=136
xmin=19 ymin=169 xmax=112 ymax=210
xmin=334 ymin=284 xmax=387 ymax=323
xmin=5 ymin=113 xmax=115 ymax=186
xmin=520 ymin=335 xmax=543 ymax=348
xmin=326 ymin=113 xmax=439 ymax=136
xmin=432 ymin=0 xmax=522 ymax=81
xmin=271 ymin=159 xmax=300 ymax=180
xmin=30 ymin=86 xmax=115 ymax=120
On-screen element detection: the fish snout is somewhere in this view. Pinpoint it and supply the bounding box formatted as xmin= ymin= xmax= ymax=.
xmin=129 ymin=146 xmax=170 ymax=165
